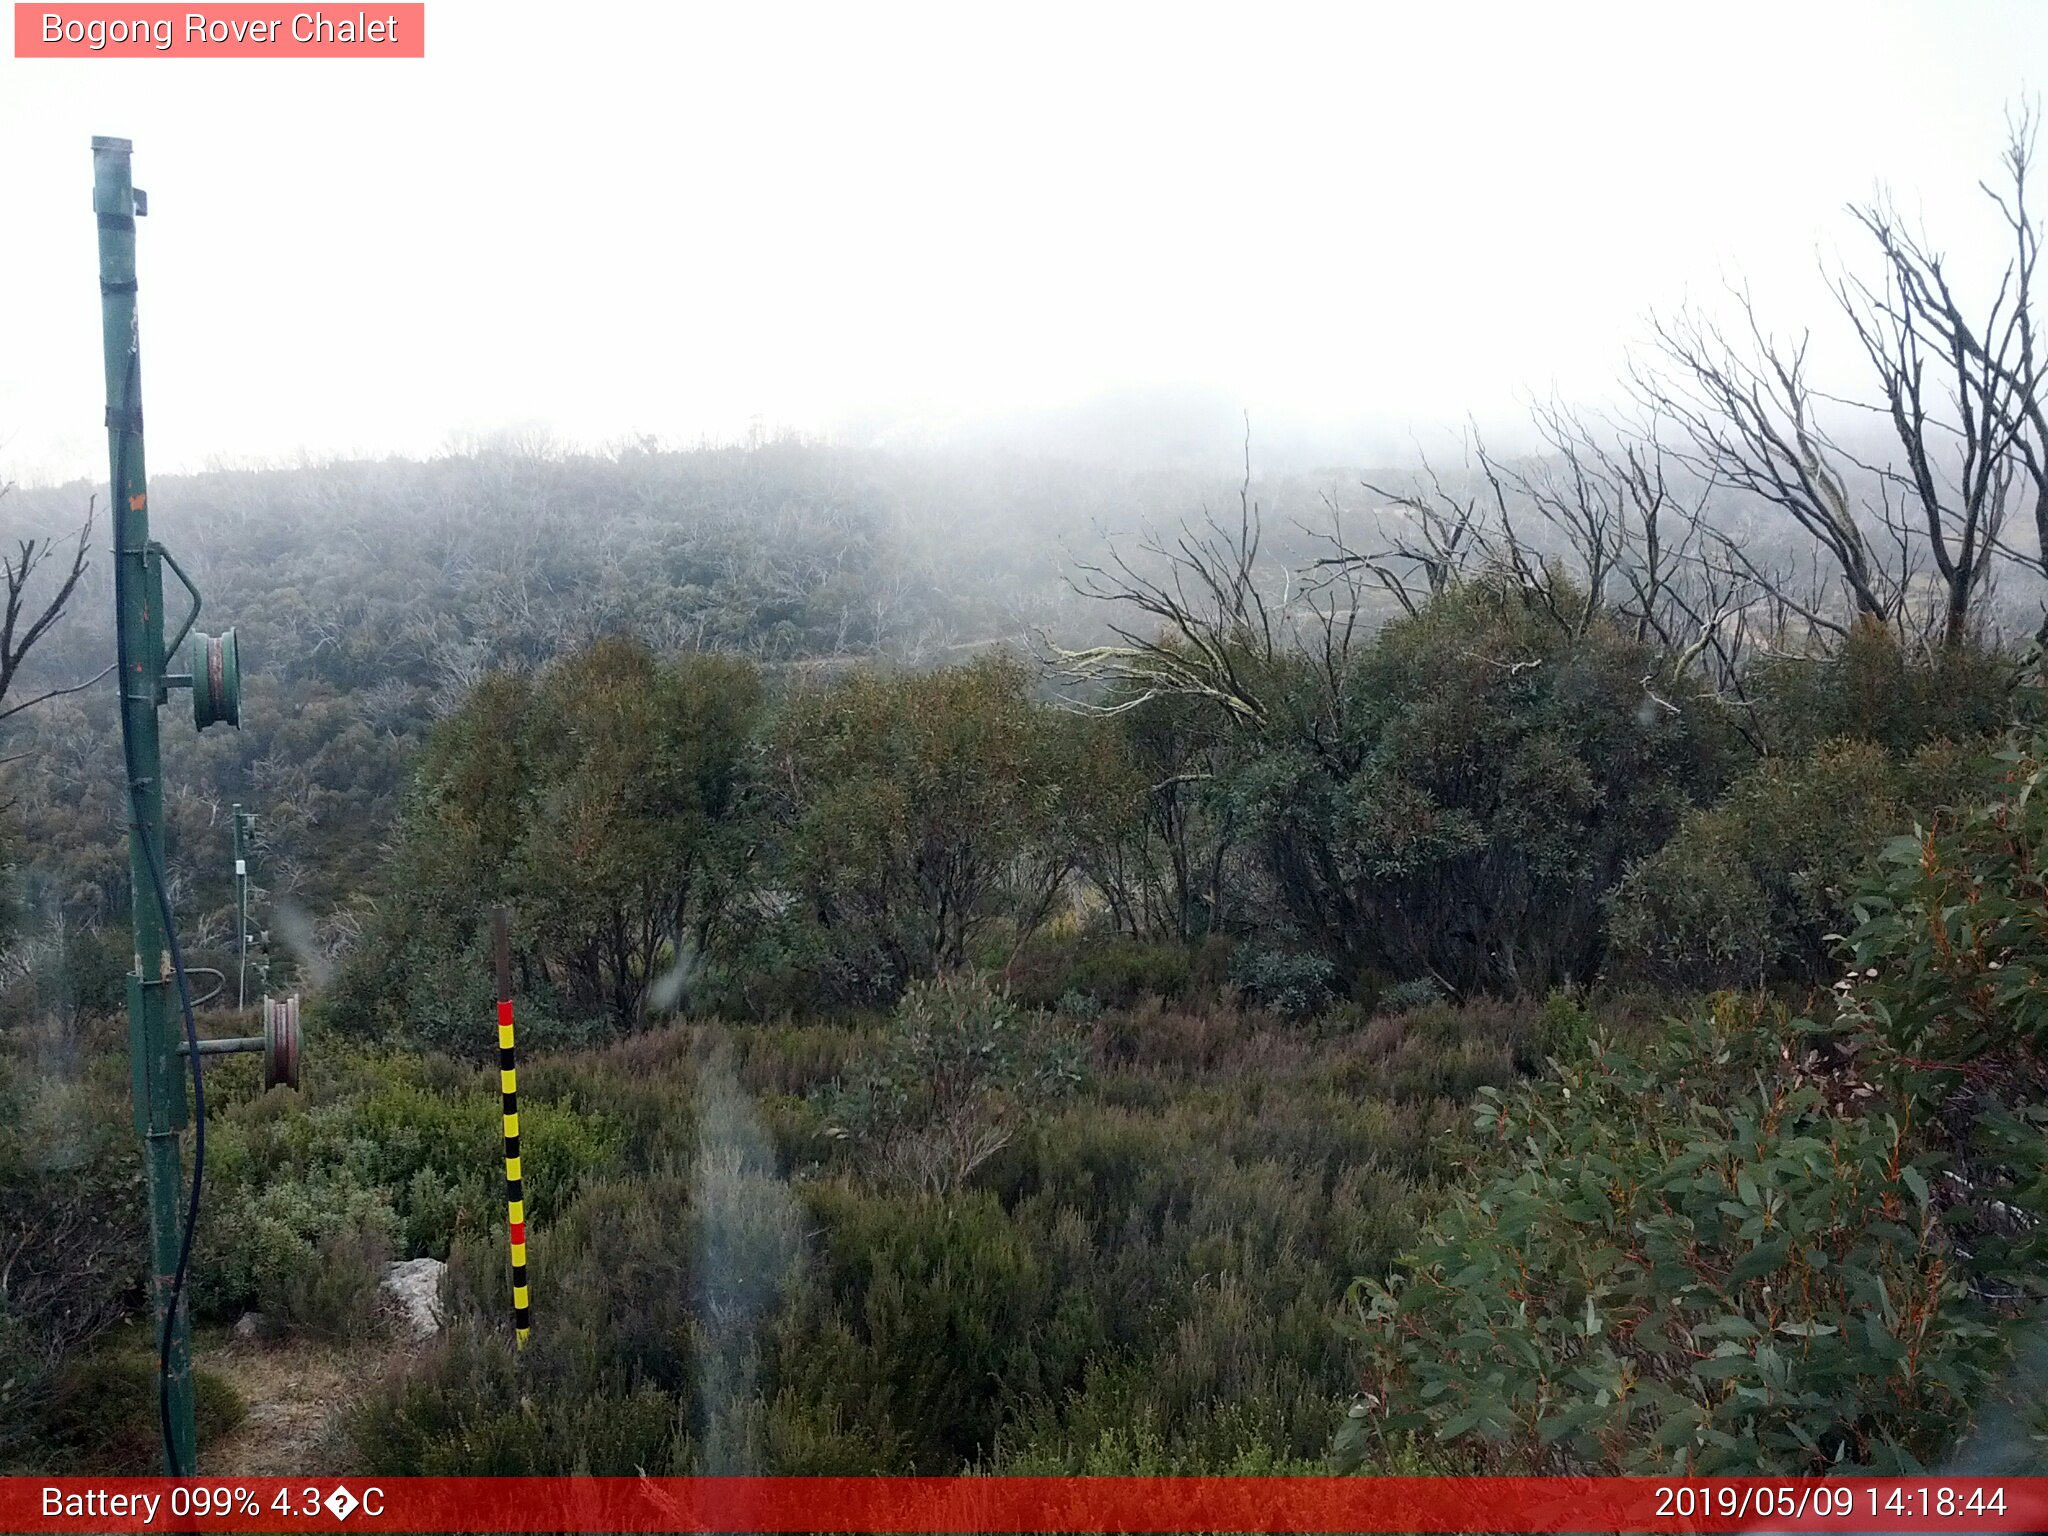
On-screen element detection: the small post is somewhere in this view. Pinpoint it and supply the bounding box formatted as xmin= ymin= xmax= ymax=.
xmin=232 ymin=805 xmax=248 ymax=1010
xmin=494 ymin=907 xmax=530 ymax=1346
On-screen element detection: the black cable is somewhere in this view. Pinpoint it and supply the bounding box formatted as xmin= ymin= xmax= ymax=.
xmin=109 ymin=346 xmax=207 ymax=1477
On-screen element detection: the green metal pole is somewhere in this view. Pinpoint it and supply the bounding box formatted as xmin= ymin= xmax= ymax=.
xmin=94 ymin=134 xmax=196 ymax=1477
xmin=233 ymin=805 xmax=247 ymax=1010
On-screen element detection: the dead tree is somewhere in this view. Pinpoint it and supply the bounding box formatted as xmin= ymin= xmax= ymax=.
xmin=1345 ymin=438 xmax=1504 ymax=616
xmin=1638 ymin=109 xmax=2047 ymax=653
xmin=1486 ymin=405 xmax=1788 ymax=737
xmin=1 ymin=492 xmax=105 ymax=726
xmin=1326 ymin=408 xmax=1774 ymax=707
xmin=1637 ymin=295 xmax=1905 ymax=635
xmin=1828 ymin=107 xmax=2042 ymax=648
xmin=1053 ymin=470 xmax=1288 ymax=729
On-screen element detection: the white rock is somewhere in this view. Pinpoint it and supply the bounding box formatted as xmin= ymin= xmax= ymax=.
xmin=231 ymin=1310 xmax=268 ymax=1341
xmin=378 ymin=1257 xmax=447 ymax=1341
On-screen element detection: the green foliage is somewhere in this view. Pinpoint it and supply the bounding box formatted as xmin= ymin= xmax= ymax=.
xmin=1213 ymin=576 xmax=1739 ymax=996
xmin=1533 ymin=986 xmax=1593 ymax=1062
xmin=344 ymin=643 xmax=1145 ymax=1030
xmin=816 ymin=972 xmax=1085 ymax=1194
xmin=1372 ymin=977 xmax=1444 ymax=1015
xmin=22 ymin=439 xmax=2048 ymax=1483
xmin=0 ymin=1021 xmax=143 ymax=1456
xmin=347 ymin=1314 xmax=687 ymax=1475
xmin=1832 ymin=735 xmax=2048 ymax=1299
xmin=6 ymin=438 xmax=1137 ymax=943
xmin=1004 ymin=934 xmax=1199 ymax=1013
xmin=1074 ymin=689 xmax=1242 ymax=945
xmin=1609 ymin=737 xmax=1991 ymax=990
xmin=1348 ymin=733 xmax=2048 ymax=1479
xmin=192 ymin=1170 xmax=399 ymax=1335
xmin=1346 ymin=1000 xmax=2022 ymax=1474
xmin=47 ymin=925 xmax=129 ymax=1020
xmin=303 ymin=590 xmax=2039 ymax=1042
xmin=24 ymin=1349 xmax=244 ymax=1474
xmin=1229 ymin=947 xmax=1336 ymax=1019
xmin=516 ymin=641 xmax=760 ymax=1021
xmin=334 ymin=640 xmax=760 ymax=1044
xmin=348 ymin=990 xmax=1510 ymax=1477
xmin=994 ymin=1374 xmax=1340 ymax=1475
xmin=1749 ymin=627 xmax=2028 ymax=758
xmin=194 ymin=1047 xmax=621 ymax=1333
xmin=1325 ymin=997 xmax=1547 ymax=1106
xmin=796 ymin=1184 xmax=1053 ymax=1466
xmin=1840 ymin=734 xmax=2048 ymax=1064
xmin=752 ymin=655 xmax=1127 ymax=1008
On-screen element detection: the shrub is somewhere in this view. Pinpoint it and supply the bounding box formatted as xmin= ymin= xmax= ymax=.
xmin=330 ymin=642 xmax=762 ymax=1043
xmin=200 ymin=1047 xmax=622 ymax=1272
xmin=0 ymin=1026 xmax=144 ymax=1452
xmin=45 ymin=924 xmax=129 ymax=1020
xmin=816 ymin=972 xmax=1084 ymax=1194
xmin=1833 ymin=734 xmax=2048 ymax=1297
xmin=348 ymin=991 xmax=1567 ymax=1479
xmin=1747 ymin=628 xmax=2027 ymax=758
xmin=192 ymin=1172 xmax=400 ymax=1336
xmin=349 ymin=1319 xmax=684 ymax=1475
xmin=1344 ymin=999 xmax=2031 ymax=1474
xmin=1532 ymin=986 xmax=1593 ymax=1063
xmin=1839 ymin=734 xmax=2048 ymax=1065
xmin=332 ymin=1070 xmax=622 ymax=1255
xmin=1322 ymin=997 xmax=1538 ymax=1108
xmin=1371 ymin=977 xmax=1442 ymax=1015
xmin=25 ymin=1350 xmax=243 ymax=1473
xmin=993 ymin=1359 xmax=1344 ymax=1474
xmin=1004 ymin=935 xmax=1197 ymax=1013
xmin=1216 ymin=576 xmax=1739 ymax=996
xmin=1229 ymin=947 xmax=1335 ymax=1020
xmin=791 ymin=1183 xmax=1056 ymax=1469
xmin=753 ymin=656 xmax=1131 ymax=1009
xmin=1608 ymin=738 xmax=1988 ymax=990
xmin=1055 ymin=989 xmax=1104 ymax=1023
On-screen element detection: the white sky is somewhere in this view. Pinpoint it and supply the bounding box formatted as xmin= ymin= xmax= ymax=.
xmin=1 ymin=0 xmax=2043 ymax=482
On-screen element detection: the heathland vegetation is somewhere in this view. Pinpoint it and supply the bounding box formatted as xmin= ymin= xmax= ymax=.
xmin=3 ymin=115 xmax=2048 ymax=1478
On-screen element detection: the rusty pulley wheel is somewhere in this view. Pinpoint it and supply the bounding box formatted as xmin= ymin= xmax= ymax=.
xmin=263 ymin=993 xmax=300 ymax=1091
xmin=190 ymin=628 xmax=240 ymax=729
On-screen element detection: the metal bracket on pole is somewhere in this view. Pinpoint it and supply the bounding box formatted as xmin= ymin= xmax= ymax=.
xmin=175 ymin=995 xmax=299 ymax=1090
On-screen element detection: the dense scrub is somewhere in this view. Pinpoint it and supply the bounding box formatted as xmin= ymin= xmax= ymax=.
xmin=0 ymin=961 xmax=1557 ymax=1472
xmin=1348 ymin=734 xmax=2048 ymax=1475
xmin=1607 ymin=631 xmax=2035 ymax=991
xmin=318 ymin=593 xmax=2039 ymax=1070
xmin=343 ymin=982 xmax=1543 ymax=1475
xmin=5 ymin=456 xmax=2046 ymax=1478
xmin=319 ymin=582 xmax=1801 ymax=1051
xmin=0 ymin=1016 xmax=141 ymax=1461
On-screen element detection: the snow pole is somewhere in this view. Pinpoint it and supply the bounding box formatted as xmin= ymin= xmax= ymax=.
xmin=233 ymin=805 xmax=255 ymax=1008
xmin=494 ymin=907 xmax=530 ymax=1346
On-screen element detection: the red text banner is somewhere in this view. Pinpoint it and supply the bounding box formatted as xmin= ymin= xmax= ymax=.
xmin=13 ymin=4 xmax=424 ymax=57
xmin=4 ymin=1476 xmax=2047 ymax=1533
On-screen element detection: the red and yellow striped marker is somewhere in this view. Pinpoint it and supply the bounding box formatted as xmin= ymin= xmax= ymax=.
xmin=493 ymin=907 xmax=530 ymax=1346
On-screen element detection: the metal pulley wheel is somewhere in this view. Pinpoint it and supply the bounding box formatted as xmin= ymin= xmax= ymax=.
xmin=190 ymin=628 xmax=240 ymax=729
xmin=262 ymin=993 xmax=300 ymax=1090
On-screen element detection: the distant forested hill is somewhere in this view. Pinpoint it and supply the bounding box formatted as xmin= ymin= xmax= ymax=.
xmin=4 ymin=427 xmax=2043 ymax=1002
xmin=0 ymin=437 xmax=1355 ymax=968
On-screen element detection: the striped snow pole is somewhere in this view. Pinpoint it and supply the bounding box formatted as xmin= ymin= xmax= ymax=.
xmin=493 ymin=907 xmax=530 ymax=1346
